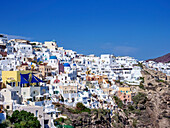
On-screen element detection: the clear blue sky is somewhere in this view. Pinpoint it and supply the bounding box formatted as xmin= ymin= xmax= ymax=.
xmin=1 ymin=0 xmax=170 ymax=60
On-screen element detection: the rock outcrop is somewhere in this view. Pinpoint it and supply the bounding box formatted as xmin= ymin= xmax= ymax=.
xmin=57 ymin=105 xmax=111 ymax=128
xmin=114 ymin=66 xmax=170 ymax=128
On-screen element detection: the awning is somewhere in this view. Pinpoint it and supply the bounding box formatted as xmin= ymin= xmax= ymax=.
xmin=20 ymin=74 xmax=29 ymax=84
xmin=31 ymin=74 xmax=44 ymax=83
xmin=21 ymin=73 xmax=30 ymax=80
xmin=20 ymin=73 xmax=44 ymax=84
xmin=31 ymin=75 xmax=39 ymax=83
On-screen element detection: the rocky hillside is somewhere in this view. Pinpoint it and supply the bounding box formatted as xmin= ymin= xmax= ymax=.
xmin=114 ymin=66 xmax=170 ymax=128
xmin=138 ymin=66 xmax=170 ymax=127
xmin=54 ymin=104 xmax=111 ymax=128
xmin=136 ymin=67 xmax=169 ymax=127
xmin=146 ymin=53 xmax=170 ymax=63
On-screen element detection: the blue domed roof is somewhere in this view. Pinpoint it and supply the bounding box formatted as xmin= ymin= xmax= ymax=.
xmin=73 ymin=63 xmax=76 ymax=66
xmin=50 ymin=56 xmax=57 ymax=59
xmin=63 ymin=63 xmax=70 ymax=67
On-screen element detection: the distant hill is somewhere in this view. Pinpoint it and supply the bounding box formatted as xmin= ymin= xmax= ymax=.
xmin=146 ymin=53 xmax=170 ymax=63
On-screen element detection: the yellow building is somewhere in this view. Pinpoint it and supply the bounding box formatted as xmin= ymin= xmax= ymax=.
xmin=118 ymin=87 xmax=131 ymax=94
xmin=2 ymin=71 xmax=31 ymax=87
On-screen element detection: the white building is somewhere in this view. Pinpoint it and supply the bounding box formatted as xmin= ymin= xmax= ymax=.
xmin=0 ymin=34 xmax=8 ymax=45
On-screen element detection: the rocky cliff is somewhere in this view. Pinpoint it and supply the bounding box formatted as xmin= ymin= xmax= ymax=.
xmin=113 ymin=66 xmax=170 ymax=128
xmin=137 ymin=66 xmax=170 ymax=128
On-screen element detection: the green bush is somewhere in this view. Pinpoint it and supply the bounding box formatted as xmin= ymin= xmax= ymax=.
xmin=76 ymin=102 xmax=86 ymax=111
xmin=68 ymin=102 xmax=91 ymax=114
xmin=139 ymin=84 xmax=145 ymax=90
xmin=58 ymin=117 xmax=64 ymax=123
xmin=132 ymin=92 xmax=147 ymax=105
xmin=113 ymin=96 xmax=124 ymax=109
xmin=128 ymin=105 xmax=135 ymax=111
xmin=55 ymin=117 xmax=70 ymax=127
xmin=9 ymin=110 xmax=41 ymax=128
xmin=0 ymin=119 xmax=12 ymax=128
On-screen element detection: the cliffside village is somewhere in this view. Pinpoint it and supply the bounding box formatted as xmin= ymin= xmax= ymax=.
xmin=0 ymin=34 xmax=169 ymax=127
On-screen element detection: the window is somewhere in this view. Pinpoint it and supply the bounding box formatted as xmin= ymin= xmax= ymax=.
xmin=23 ymin=92 xmax=26 ymax=95
xmin=13 ymin=82 xmax=15 ymax=87
xmin=12 ymin=92 xmax=15 ymax=97
xmin=36 ymin=110 xmax=38 ymax=117
xmin=7 ymin=105 xmax=10 ymax=109
xmin=54 ymin=91 xmax=59 ymax=94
